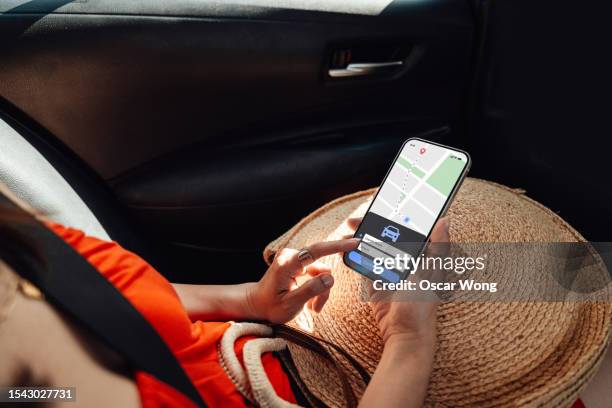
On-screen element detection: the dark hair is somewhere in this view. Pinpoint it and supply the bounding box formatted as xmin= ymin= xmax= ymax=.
xmin=0 ymin=203 xmax=41 ymax=262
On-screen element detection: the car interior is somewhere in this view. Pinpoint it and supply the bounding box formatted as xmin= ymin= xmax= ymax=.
xmin=1 ymin=0 xmax=610 ymax=290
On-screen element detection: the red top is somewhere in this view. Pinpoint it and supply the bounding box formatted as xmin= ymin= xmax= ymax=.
xmin=45 ymin=222 xmax=589 ymax=408
xmin=47 ymin=222 xmax=296 ymax=407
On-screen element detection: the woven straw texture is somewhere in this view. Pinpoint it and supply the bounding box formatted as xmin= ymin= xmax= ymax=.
xmin=263 ymin=178 xmax=612 ymax=408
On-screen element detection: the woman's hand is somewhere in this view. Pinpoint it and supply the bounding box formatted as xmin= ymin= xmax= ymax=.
xmin=346 ymin=216 xmax=449 ymax=346
xmin=246 ymin=239 xmax=359 ymax=324
xmin=351 ymin=217 xmax=449 ymax=408
xmin=173 ymin=238 xmax=357 ymax=323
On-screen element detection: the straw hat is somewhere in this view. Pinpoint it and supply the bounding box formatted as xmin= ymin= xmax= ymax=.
xmin=264 ymin=178 xmax=612 ymax=407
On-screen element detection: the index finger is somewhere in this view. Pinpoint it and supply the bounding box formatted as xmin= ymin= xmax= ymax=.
xmin=305 ymin=238 xmax=360 ymax=262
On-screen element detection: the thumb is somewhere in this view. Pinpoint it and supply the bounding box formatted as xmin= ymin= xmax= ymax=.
xmin=287 ymin=274 xmax=334 ymax=306
xmin=427 ymin=217 xmax=450 ymax=257
xmin=430 ymin=217 xmax=450 ymax=242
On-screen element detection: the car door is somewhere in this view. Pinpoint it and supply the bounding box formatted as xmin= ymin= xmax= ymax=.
xmin=0 ymin=0 xmax=475 ymax=283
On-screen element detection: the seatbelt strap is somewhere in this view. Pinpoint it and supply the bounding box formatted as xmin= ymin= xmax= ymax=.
xmin=0 ymin=194 xmax=207 ymax=408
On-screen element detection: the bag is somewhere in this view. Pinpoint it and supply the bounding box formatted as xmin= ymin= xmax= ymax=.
xmin=216 ymin=321 xmax=370 ymax=408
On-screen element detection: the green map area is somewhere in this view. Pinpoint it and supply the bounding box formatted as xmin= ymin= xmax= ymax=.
xmin=398 ymin=156 xmax=425 ymax=178
xmin=426 ymin=156 xmax=464 ymax=196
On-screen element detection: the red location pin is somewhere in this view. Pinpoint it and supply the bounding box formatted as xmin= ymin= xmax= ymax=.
xmin=419 ymin=147 xmax=426 ymax=155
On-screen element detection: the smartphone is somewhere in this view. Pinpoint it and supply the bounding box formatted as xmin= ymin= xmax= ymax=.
xmin=343 ymin=138 xmax=471 ymax=283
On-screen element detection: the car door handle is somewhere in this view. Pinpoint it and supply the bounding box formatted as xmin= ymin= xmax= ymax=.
xmin=328 ymin=61 xmax=403 ymax=78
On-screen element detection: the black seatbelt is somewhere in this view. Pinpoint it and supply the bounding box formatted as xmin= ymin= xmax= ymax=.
xmin=0 ymin=194 xmax=207 ymax=408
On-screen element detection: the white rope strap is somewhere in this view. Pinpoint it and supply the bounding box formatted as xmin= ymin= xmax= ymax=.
xmin=218 ymin=322 xmax=273 ymax=402
xmin=243 ymin=338 xmax=302 ymax=408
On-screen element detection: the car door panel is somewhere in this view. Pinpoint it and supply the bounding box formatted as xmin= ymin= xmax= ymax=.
xmin=0 ymin=0 xmax=473 ymax=282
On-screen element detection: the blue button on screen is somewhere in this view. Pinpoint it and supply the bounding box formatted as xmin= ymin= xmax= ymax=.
xmin=348 ymin=251 xmax=362 ymax=265
xmin=349 ymin=251 xmax=400 ymax=283
xmin=381 ymin=268 xmax=400 ymax=283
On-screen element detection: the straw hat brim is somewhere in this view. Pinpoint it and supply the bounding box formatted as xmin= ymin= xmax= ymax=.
xmin=264 ymin=178 xmax=612 ymax=407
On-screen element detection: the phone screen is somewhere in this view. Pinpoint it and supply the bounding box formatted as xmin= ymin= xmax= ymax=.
xmin=344 ymin=138 xmax=470 ymax=283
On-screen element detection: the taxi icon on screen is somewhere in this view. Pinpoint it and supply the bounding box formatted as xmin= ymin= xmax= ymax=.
xmin=381 ymin=225 xmax=400 ymax=242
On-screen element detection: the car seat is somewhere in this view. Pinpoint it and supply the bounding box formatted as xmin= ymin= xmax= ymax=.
xmin=0 ymin=112 xmax=161 ymax=270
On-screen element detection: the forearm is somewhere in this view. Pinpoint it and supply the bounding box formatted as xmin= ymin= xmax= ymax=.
xmin=359 ymin=334 xmax=435 ymax=408
xmin=172 ymin=283 xmax=260 ymax=321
